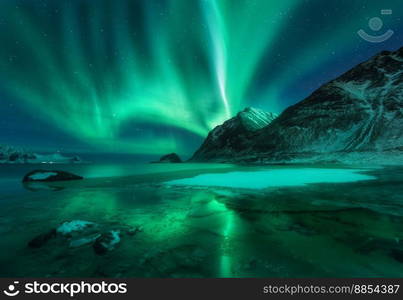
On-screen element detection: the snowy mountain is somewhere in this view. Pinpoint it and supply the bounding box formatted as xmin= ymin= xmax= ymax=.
xmin=190 ymin=107 xmax=277 ymax=161
xmin=191 ymin=47 xmax=403 ymax=164
xmin=0 ymin=145 xmax=81 ymax=164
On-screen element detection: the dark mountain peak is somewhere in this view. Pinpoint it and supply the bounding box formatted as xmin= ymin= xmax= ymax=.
xmin=191 ymin=48 xmax=403 ymax=164
xmin=190 ymin=107 xmax=277 ymax=161
xmin=333 ymin=47 xmax=402 ymax=88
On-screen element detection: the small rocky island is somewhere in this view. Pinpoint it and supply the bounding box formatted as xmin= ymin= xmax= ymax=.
xmin=153 ymin=153 xmax=182 ymax=163
xmin=28 ymin=220 xmax=142 ymax=256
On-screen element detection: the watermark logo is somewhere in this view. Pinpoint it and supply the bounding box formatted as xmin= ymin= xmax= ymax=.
xmin=2 ymin=281 xmax=127 ymax=298
xmin=3 ymin=281 xmax=20 ymax=297
xmin=358 ymin=9 xmax=394 ymax=43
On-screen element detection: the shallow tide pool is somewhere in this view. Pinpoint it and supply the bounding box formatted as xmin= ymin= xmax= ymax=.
xmin=165 ymin=168 xmax=376 ymax=189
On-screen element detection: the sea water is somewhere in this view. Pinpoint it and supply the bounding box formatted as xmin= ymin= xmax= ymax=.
xmin=0 ymin=164 xmax=402 ymax=277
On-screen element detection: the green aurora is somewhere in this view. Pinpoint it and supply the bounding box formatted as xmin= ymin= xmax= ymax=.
xmin=0 ymin=0 xmax=401 ymax=155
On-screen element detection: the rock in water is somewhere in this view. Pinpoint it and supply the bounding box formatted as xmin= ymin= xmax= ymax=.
xmin=191 ymin=47 xmax=403 ymax=164
xmin=93 ymin=230 xmax=121 ymax=255
xmin=156 ymin=153 xmax=182 ymax=163
xmin=69 ymin=234 xmax=101 ymax=248
xmin=27 ymin=221 xmax=136 ymax=253
xmin=190 ymin=107 xmax=277 ymax=162
xmin=22 ymin=170 xmax=83 ymax=182
xmin=56 ymin=220 xmax=96 ymax=236
xmin=28 ymin=229 xmax=57 ymax=248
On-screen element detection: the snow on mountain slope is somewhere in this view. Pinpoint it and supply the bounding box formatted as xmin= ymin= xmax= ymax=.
xmin=190 ymin=47 xmax=403 ymax=164
xmin=190 ymin=107 xmax=277 ymax=161
xmin=0 ymin=145 xmax=82 ymax=164
xmin=249 ymin=47 xmax=403 ymax=160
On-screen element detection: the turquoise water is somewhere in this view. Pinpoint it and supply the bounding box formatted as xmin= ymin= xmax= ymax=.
xmin=165 ymin=168 xmax=376 ymax=189
xmin=0 ymin=164 xmax=402 ymax=277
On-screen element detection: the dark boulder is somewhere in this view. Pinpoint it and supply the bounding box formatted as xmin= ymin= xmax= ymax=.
xmin=190 ymin=107 xmax=277 ymax=162
xmin=9 ymin=152 xmax=19 ymax=161
xmin=390 ymin=249 xmax=403 ymax=263
xmin=28 ymin=229 xmax=57 ymax=248
xmin=22 ymin=170 xmax=83 ymax=183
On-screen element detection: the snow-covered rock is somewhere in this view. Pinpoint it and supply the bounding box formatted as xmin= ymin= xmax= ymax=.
xmin=190 ymin=107 xmax=277 ymax=161
xmin=28 ymin=220 xmax=97 ymax=248
xmin=190 ymin=47 xmax=403 ymax=164
xmin=56 ymin=220 xmax=96 ymax=236
xmin=22 ymin=170 xmax=83 ymax=182
xmin=28 ymin=172 xmax=59 ymax=181
xmin=57 ymin=220 xmax=101 ymax=248
xmin=28 ymin=221 xmax=137 ymax=253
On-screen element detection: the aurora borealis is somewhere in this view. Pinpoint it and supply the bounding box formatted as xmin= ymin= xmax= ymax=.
xmin=0 ymin=0 xmax=402 ymax=156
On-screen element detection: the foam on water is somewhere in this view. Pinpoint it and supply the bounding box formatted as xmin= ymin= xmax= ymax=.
xmin=165 ymin=168 xmax=375 ymax=189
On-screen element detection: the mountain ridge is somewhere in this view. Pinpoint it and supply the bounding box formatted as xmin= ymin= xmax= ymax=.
xmin=190 ymin=107 xmax=277 ymax=161
xmin=190 ymin=47 xmax=403 ymax=164
xmin=0 ymin=144 xmax=82 ymax=164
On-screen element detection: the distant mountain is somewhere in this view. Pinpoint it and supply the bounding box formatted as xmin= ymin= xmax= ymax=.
xmin=191 ymin=47 xmax=403 ymax=164
xmin=0 ymin=145 xmax=81 ymax=164
xmin=190 ymin=107 xmax=277 ymax=161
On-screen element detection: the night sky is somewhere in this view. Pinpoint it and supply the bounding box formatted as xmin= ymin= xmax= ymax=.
xmin=0 ymin=0 xmax=402 ymax=156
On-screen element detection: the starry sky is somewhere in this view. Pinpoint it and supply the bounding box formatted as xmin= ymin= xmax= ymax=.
xmin=0 ymin=0 xmax=402 ymax=157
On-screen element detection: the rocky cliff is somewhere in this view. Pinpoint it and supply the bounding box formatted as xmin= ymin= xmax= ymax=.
xmin=191 ymin=47 xmax=403 ymax=164
xmin=190 ymin=107 xmax=277 ymax=161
